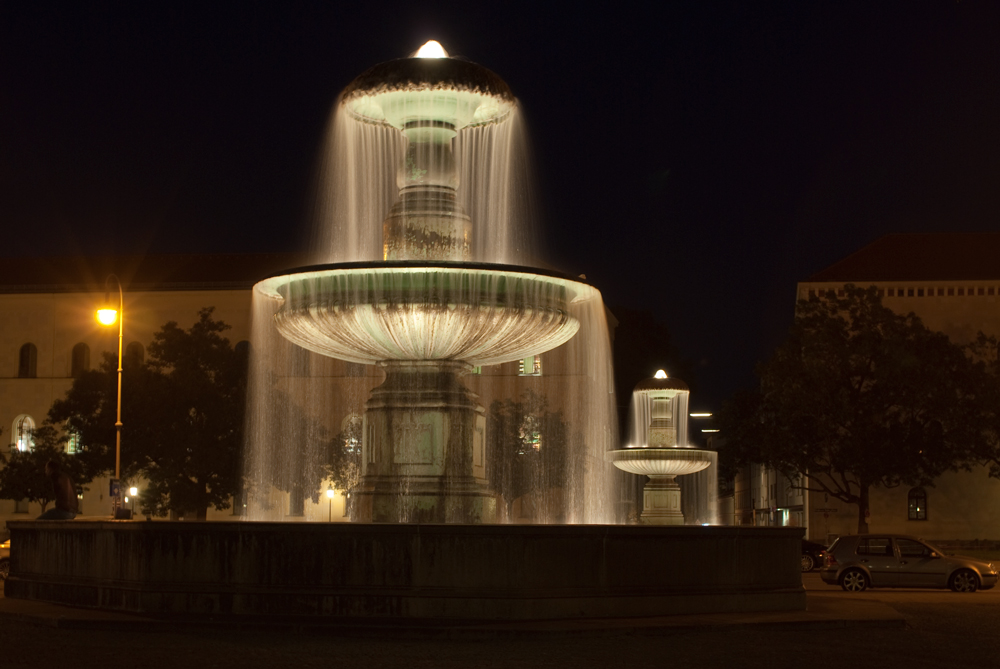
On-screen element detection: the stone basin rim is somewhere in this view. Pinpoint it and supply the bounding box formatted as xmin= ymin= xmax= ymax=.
xmin=255 ymin=260 xmax=598 ymax=301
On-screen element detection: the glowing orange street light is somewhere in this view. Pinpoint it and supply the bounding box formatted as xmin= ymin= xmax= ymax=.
xmin=96 ymin=275 xmax=124 ymax=514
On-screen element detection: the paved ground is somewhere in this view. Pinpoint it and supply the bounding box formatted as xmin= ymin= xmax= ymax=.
xmin=1 ymin=574 xmax=998 ymax=668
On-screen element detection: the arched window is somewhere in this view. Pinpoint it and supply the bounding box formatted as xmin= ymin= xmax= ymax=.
xmin=125 ymin=341 xmax=145 ymax=367
xmin=71 ymin=343 xmax=90 ymax=378
xmin=18 ymin=343 xmax=37 ymax=378
xmin=13 ymin=415 xmax=35 ymax=452
xmin=908 ymin=487 xmax=927 ymax=520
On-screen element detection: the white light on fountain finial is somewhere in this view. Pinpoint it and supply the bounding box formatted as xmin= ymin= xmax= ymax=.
xmin=654 ymin=369 xmax=667 ymax=379
xmin=415 ymin=40 xmax=448 ymax=58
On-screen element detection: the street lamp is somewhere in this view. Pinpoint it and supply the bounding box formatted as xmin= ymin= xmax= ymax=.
xmin=129 ymin=486 xmax=138 ymax=515
xmin=326 ymin=485 xmax=335 ymax=522
xmin=97 ymin=275 xmax=124 ymax=515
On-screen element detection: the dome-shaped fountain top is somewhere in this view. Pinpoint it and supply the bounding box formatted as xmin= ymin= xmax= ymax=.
xmin=342 ymin=44 xmax=515 ymax=129
xmin=634 ymin=370 xmax=689 ymax=393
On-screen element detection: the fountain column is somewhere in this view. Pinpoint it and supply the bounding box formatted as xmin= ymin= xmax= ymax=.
xmin=259 ymin=42 xmax=591 ymax=524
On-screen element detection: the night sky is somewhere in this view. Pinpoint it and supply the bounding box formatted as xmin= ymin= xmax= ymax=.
xmin=3 ymin=1 xmax=999 ymax=411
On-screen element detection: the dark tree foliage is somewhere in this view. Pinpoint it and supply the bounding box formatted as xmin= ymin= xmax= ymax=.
xmin=609 ymin=305 xmax=694 ymax=438
xmin=719 ymin=285 xmax=989 ymax=533
xmin=487 ymin=391 xmax=571 ymax=522
xmin=49 ymin=308 xmax=247 ymax=518
xmin=325 ymin=416 xmax=362 ymax=517
xmin=0 ymin=425 xmax=81 ymax=512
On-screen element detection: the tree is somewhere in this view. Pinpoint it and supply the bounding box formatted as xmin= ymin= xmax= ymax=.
xmin=325 ymin=416 xmax=362 ymax=517
xmin=487 ymin=391 xmax=571 ymax=522
xmin=49 ymin=308 xmax=247 ymax=518
xmin=719 ymin=285 xmax=989 ymax=533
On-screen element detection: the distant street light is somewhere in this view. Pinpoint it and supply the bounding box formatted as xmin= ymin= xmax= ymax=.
xmin=129 ymin=486 xmax=138 ymax=515
xmin=326 ymin=485 xmax=335 ymax=522
xmin=97 ymin=274 xmax=124 ymax=516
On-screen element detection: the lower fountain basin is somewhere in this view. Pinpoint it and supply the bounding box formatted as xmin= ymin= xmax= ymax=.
xmin=606 ymin=448 xmax=715 ymax=477
xmin=256 ymin=261 xmax=597 ymax=366
xmin=4 ymin=521 xmax=806 ymax=623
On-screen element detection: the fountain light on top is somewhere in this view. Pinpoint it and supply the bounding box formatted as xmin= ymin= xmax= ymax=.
xmin=415 ymin=40 xmax=448 ymax=58
xmin=654 ymin=369 xmax=668 ymax=379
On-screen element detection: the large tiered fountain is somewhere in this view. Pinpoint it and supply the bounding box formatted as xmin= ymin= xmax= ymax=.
xmin=607 ymin=370 xmax=717 ymax=525
xmin=5 ymin=43 xmax=805 ymax=624
xmin=255 ymin=42 xmax=599 ymax=523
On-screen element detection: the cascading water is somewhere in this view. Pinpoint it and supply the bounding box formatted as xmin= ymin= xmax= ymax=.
xmin=608 ymin=371 xmax=719 ymax=525
xmin=243 ymin=41 xmax=619 ymax=523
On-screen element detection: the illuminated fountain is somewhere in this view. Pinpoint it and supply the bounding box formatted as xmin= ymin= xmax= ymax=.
xmin=607 ymin=370 xmax=717 ymax=525
xmin=6 ymin=42 xmax=805 ymax=623
xmin=255 ymin=41 xmax=601 ymax=523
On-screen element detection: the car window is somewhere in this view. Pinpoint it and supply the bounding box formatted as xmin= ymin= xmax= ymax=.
xmin=896 ymin=538 xmax=933 ymax=558
xmin=857 ymin=537 xmax=893 ymax=556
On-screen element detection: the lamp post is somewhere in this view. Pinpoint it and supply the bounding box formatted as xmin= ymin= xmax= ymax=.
xmin=97 ymin=275 xmax=124 ymax=515
xmin=326 ymin=485 xmax=335 ymax=522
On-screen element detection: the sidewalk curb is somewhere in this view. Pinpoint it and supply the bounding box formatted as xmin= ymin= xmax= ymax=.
xmin=0 ymin=593 xmax=906 ymax=637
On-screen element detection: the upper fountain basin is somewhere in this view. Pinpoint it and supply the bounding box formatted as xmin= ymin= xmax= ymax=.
xmin=342 ymin=57 xmax=516 ymax=129
xmin=605 ymin=448 xmax=714 ymax=477
xmin=256 ymin=262 xmax=598 ymax=366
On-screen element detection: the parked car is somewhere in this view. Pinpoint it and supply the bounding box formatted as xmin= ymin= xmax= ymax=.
xmin=801 ymin=539 xmax=828 ymax=572
xmin=0 ymin=539 xmax=9 ymax=580
xmin=821 ymin=534 xmax=998 ymax=592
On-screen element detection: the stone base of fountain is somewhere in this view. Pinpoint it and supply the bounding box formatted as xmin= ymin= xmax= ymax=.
xmin=353 ymin=360 xmax=497 ymax=523
xmin=4 ymin=522 xmax=806 ymax=623
xmin=641 ymin=475 xmax=685 ymax=525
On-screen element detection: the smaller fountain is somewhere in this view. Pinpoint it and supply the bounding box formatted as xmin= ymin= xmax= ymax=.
xmin=606 ymin=370 xmax=715 ymax=525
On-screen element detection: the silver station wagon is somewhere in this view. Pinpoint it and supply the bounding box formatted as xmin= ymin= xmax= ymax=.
xmin=820 ymin=534 xmax=999 ymax=593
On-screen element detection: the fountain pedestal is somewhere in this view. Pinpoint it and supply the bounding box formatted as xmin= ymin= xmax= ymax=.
xmin=641 ymin=474 xmax=685 ymax=525
xmin=353 ymin=360 xmax=496 ymax=523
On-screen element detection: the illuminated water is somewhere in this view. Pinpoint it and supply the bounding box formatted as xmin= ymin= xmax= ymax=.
xmin=624 ymin=387 xmax=719 ymax=525
xmin=243 ymin=77 xmax=620 ymax=523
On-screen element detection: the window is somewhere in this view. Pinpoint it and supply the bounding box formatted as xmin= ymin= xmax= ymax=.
xmin=18 ymin=343 xmax=37 ymax=378
xmin=71 ymin=343 xmax=90 ymax=378
xmin=518 ymin=355 xmax=542 ymax=376
xmin=857 ymin=537 xmax=893 ymax=556
xmin=519 ymin=415 xmax=542 ymax=453
xmin=67 ymin=431 xmax=81 ymax=455
xmin=896 ymin=538 xmax=932 ymax=558
xmin=288 ymin=487 xmax=305 ymax=517
xmin=948 ymin=288 xmax=954 ymax=296
xmin=907 ymin=288 xmax=914 ymax=297
xmin=917 ymin=288 xmax=924 ymax=297
xmin=125 ymin=342 xmax=145 ymax=367
xmin=231 ymin=490 xmax=247 ymax=516
xmin=958 ymin=288 xmax=965 ymax=296
xmin=13 ymin=415 xmax=35 ymax=452
xmin=14 ymin=499 xmax=29 ymax=514
xmin=908 ymin=487 xmax=927 ymax=520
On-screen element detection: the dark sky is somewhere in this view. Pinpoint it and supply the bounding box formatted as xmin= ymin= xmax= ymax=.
xmin=3 ymin=1 xmax=999 ymax=410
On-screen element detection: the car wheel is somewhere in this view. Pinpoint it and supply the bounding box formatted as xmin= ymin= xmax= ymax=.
xmin=840 ymin=568 xmax=869 ymax=592
xmin=950 ymin=569 xmax=979 ymax=593
xmin=800 ymin=554 xmax=815 ymax=572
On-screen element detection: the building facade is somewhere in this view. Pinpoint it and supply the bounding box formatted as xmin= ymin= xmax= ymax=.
xmin=735 ymin=233 xmax=1000 ymax=543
